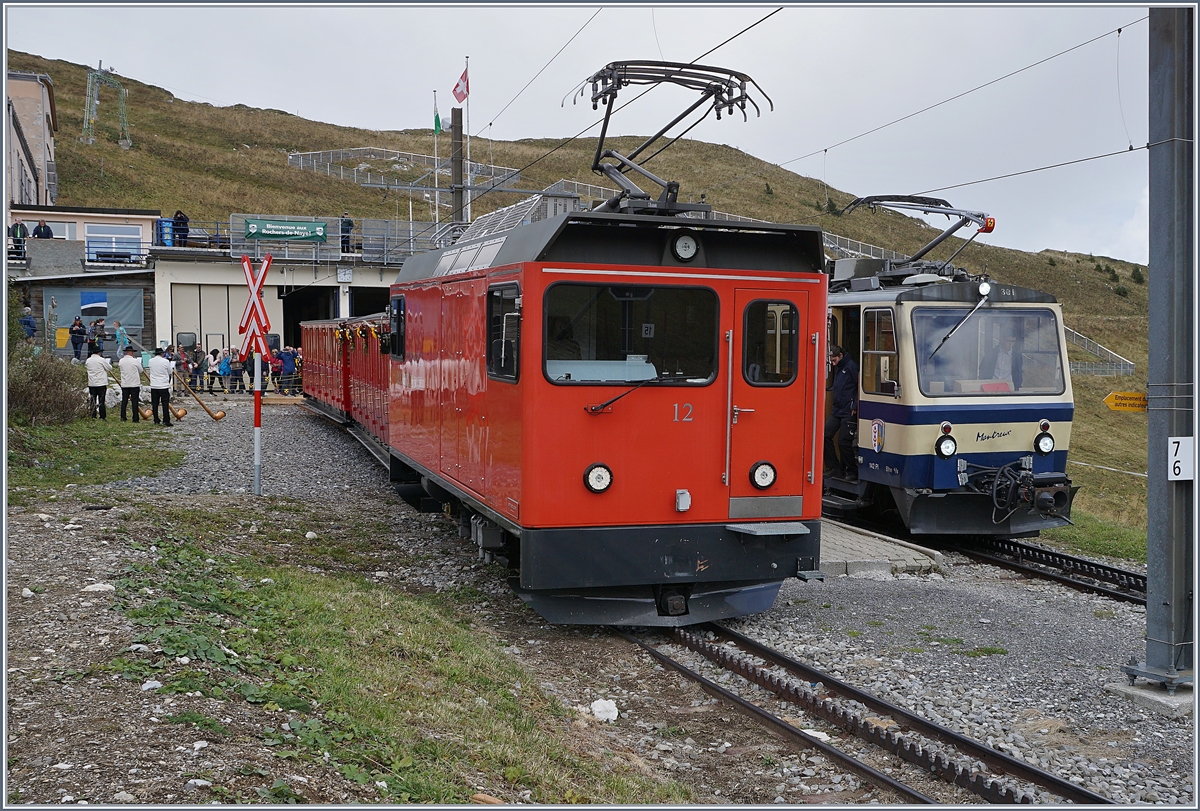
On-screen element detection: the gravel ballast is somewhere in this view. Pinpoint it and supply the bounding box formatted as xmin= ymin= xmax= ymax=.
xmin=6 ymin=399 xmax=1194 ymax=804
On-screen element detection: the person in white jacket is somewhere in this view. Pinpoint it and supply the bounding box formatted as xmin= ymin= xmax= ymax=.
xmin=146 ymin=347 xmax=174 ymax=426
xmin=84 ymin=348 xmax=113 ymax=420
xmin=118 ymin=345 xmax=145 ymax=422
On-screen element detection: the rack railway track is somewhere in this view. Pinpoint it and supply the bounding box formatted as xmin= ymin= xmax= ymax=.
xmin=617 ymin=624 xmax=1115 ymax=805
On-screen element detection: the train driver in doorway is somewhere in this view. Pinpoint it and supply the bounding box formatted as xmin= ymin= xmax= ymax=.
xmin=979 ymin=328 xmax=1022 ymax=391
xmin=824 ymin=345 xmax=858 ymax=480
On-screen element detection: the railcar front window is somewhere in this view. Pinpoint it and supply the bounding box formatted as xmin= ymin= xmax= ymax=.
xmin=743 ymin=300 xmax=798 ymax=385
xmin=912 ymin=307 xmax=1065 ymax=396
xmin=544 ymin=283 xmax=717 ymax=384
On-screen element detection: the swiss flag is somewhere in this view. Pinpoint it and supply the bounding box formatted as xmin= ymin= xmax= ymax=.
xmin=452 ymin=68 xmax=469 ymax=103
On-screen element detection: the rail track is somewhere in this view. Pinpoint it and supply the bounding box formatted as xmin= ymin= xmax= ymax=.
xmin=617 ymin=624 xmax=1115 ymax=805
xmin=835 ymin=514 xmax=1147 ymax=606
xmin=947 ymin=538 xmax=1147 ymax=606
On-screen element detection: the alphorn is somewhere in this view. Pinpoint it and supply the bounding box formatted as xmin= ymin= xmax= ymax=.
xmin=173 ymin=369 xmax=226 ymax=422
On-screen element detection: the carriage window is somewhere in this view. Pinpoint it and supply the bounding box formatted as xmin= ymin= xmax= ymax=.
xmin=743 ymin=300 xmax=798 ymax=385
xmin=862 ymin=309 xmax=899 ymax=395
xmin=389 ymin=297 xmax=405 ymax=360
xmin=912 ymin=307 xmax=1065 ymax=396
xmin=487 ymin=285 xmax=521 ymax=381
xmin=544 ymin=283 xmax=717 ymax=384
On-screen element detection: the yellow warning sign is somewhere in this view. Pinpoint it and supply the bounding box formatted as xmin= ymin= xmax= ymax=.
xmin=1104 ymin=391 xmax=1148 ymax=412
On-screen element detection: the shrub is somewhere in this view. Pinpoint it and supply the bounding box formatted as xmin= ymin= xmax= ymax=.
xmin=825 ymin=199 xmax=840 ymax=215
xmin=1108 ymin=269 xmax=1120 ymax=283
xmin=1115 ymin=285 xmax=1129 ymax=297
xmin=1047 ymin=256 xmax=1057 ymax=266
xmin=6 ymin=345 xmax=89 ymax=426
xmin=764 ymin=182 xmax=774 ymax=195
xmin=1131 ymin=266 xmax=1145 ymax=284
xmin=7 ymin=279 xmax=29 ymax=351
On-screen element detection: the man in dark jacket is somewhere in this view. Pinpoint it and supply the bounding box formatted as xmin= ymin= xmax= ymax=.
xmin=978 ymin=329 xmax=1022 ymax=391
xmin=32 ymin=220 xmax=54 ymax=239
xmin=340 ymin=212 xmax=353 ymax=253
xmin=9 ymin=218 xmax=29 ymax=257
xmin=824 ymin=345 xmax=859 ymax=479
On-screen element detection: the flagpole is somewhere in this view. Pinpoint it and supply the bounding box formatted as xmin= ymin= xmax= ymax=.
xmin=433 ymin=90 xmax=440 ymax=227
xmin=464 ymin=55 xmax=471 ymax=223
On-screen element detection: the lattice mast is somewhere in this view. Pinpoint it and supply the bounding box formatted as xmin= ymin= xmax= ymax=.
xmin=80 ymin=61 xmax=132 ymax=148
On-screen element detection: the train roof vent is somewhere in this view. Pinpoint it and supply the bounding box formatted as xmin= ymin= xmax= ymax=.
xmin=901 ymin=273 xmax=948 ymax=285
xmin=457 ymin=195 xmax=544 ymax=242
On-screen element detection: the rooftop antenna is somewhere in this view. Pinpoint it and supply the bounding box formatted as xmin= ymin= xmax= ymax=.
xmin=574 ymin=60 xmax=771 ymax=216
xmin=80 ymin=61 xmax=132 ymax=149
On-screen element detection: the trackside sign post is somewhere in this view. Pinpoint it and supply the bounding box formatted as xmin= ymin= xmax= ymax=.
xmin=239 ymin=254 xmax=273 ymax=495
xmin=1103 ymin=391 xmax=1148 ymax=412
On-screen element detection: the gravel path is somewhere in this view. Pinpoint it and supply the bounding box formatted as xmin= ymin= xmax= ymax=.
xmin=8 ymin=398 xmax=1194 ymax=804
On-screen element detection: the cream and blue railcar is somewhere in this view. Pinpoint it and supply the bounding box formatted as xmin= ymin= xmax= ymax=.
xmin=825 ymin=277 xmax=1075 ymax=537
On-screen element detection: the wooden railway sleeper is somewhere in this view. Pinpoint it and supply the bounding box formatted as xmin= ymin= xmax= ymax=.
xmin=675 ymin=628 xmax=1037 ymax=804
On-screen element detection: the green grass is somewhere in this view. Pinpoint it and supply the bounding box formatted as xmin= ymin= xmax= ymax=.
xmin=98 ymin=506 xmax=692 ymax=804
xmin=6 ymin=419 xmax=184 ymax=499
xmin=1041 ymin=509 xmax=1148 ymax=564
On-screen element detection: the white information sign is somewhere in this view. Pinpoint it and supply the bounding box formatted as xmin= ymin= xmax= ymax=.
xmin=1168 ymin=436 xmax=1194 ymax=481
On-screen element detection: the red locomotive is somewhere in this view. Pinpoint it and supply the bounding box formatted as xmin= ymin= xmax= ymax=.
xmin=302 ymin=62 xmax=828 ymax=625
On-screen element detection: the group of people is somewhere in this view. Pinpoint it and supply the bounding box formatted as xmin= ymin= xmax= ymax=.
xmin=83 ymin=345 xmax=176 ymax=425
xmin=67 ymin=317 xmax=131 ymax=361
xmin=8 ymin=217 xmax=54 ymax=258
xmin=182 ymin=345 xmax=302 ymax=395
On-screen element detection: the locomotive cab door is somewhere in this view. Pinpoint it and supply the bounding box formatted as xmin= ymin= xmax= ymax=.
xmin=728 ymin=289 xmax=818 ymax=518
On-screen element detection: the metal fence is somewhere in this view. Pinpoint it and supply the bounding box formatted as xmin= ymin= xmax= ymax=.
xmin=1064 ymin=326 xmax=1135 ymax=376
xmin=288 ymin=148 xmax=522 ymax=190
xmin=824 ymin=232 xmax=908 ymax=262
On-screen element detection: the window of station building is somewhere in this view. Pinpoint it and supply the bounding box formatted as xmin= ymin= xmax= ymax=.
xmin=84 ymin=223 xmax=142 ymax=261
xmin=487 ymin=285 xmax=521 ymax=381
xmin=389 ymin=297 xmax=406 ymax=360
xmin=862 ymin=308 xmax=899 ymax=395
xmin=543 ymin=283 xmax=717 ymax=385
xmin=743 ymin=300 xmax=798 ymax=386
xmin=911 ymin=307 xmax=1065 ymax=396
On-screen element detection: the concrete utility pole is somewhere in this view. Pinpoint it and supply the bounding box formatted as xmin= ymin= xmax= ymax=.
xmin=1122 ymin=6 xmax=1195 ymax=694
xmin=451 ymin=108 xmax=464 ymax=223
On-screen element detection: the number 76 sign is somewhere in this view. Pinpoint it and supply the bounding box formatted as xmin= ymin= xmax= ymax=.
xmin=1168 ymin=436 xmax=1194 ymax=481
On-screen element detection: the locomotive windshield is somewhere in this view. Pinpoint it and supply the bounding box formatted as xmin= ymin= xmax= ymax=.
xmin=544 ymin=283 xmax=717 ymax=384
xmin=911 ymin=307 xmax=1065 ymax=396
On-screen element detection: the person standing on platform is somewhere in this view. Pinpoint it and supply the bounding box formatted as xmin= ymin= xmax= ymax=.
xmin=9 ymin=217 xmax=29 ymax=258
xmin=113 ymin=320 xmax=131 ymax=355
xmin=173 ymin=210 xmax=190 ymax=247
xmin=147 ymin=348 xmax=174 ymax=426
xmin=32 ymin=219 xmax=53 ymax=239
xmin=85 ymin=348 xmax=113 ymax=419
xmin=340 ymin=211 xmax=353 ymax=253
xmin=118 ymin=345 xmax=143 ymax=422
xmin=824 ymin=345 xmax=859 ymax=480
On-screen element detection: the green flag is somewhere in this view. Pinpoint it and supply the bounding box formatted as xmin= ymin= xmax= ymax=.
xmin=433 ymin=99 xmax=441 ymax=135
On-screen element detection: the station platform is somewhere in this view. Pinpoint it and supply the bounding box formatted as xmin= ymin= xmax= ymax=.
xmin=819 ymin=519 xmax=943 ymax=577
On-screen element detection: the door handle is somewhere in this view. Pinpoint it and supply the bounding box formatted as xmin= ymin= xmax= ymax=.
xmin=732 ymin=405 xmax=755 ymax=423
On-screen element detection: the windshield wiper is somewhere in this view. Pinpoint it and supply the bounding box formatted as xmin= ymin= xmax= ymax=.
xmin=928 ymin=294 xmax=989 ymax=360
xmin=586 ymin=376 xmax=662 ymax=414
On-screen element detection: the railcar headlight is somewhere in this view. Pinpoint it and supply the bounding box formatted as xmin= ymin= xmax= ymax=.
xmin=935 ymin=435 xmax=958 ymax=459
xmin=1035 ymin=432 xmax=1055 ymax=455
xmin=584 ymin=463 xmax=613 ymax=493
xmin=978 ymin=281 xmax=992 ymax=297
xmin=750 ymin=461 xmax=777 ymax=490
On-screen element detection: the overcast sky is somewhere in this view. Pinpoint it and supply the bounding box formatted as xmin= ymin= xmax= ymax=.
xmin=6 ymin=3 xmax=1154 ymax=264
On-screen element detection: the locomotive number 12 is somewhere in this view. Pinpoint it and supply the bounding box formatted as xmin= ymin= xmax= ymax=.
xmin=673 ymin=403 xmax=694 ymax=422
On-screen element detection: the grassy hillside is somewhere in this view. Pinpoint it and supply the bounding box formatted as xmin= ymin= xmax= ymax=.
xmin=10 ymin=50 xmax=1149 ymax=530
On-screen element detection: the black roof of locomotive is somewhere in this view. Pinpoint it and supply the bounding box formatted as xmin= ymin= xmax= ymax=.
xmin=392 ymin=210 xmax=826 ymax=284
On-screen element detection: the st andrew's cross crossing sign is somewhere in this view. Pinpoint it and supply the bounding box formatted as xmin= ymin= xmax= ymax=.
xmin=238 ymin=254 xmax=272 ymax=361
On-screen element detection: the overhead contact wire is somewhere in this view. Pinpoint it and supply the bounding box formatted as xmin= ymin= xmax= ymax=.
xmin=470 ymin=7 xmax=782 ymax=207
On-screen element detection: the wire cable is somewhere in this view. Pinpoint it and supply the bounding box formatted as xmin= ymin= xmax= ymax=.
xmin=697 ymin=15 xmax=1149 ymax=199
xmin=476 ymin=7 xmax=602 ymax=138
xmin=914 ymin=141 xmax=1155 ymax=196
xmin=1116 ymin=27 xmax=1134 ymax=149
xmin=469 ymin=7 xmax=782 ymax=207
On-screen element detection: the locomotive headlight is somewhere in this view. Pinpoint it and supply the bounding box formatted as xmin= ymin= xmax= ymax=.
xmin=584 ymin=463 xmax=613 ymax=493
xmin=935 ymin=435 xmax=958 ymax=459
xmin=978 ymin=281 xmax=992 ymax=297
xmin=750 ymin=461 xmax=777 ymax=490
xmin=1035 ymin=432 xmax=1055 ymax=455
